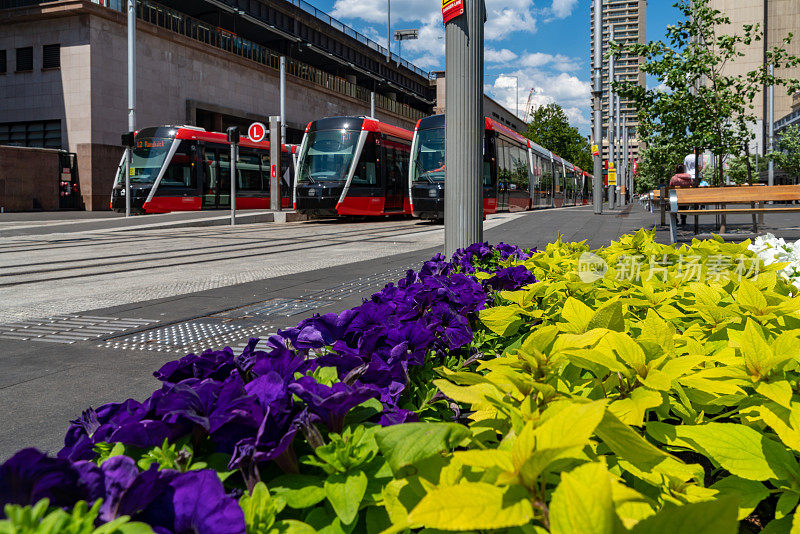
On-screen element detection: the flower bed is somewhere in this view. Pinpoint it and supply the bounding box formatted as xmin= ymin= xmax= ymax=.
xmin=3 ymin=230 xmax=800 ymax=533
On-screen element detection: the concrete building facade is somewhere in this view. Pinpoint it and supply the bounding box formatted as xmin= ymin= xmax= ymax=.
xmin=0 ymin=0 xmax=432 ymax=210
xmin=707 ymin=0 xmax=800 ymax=154
xmin=590 ymin=0 xmax=647 ymax=162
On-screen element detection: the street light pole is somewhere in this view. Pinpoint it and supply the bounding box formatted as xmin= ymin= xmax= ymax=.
xmin=768 ymin=63 xmax=775 ymax=187
xmin=125 ymin=0 xmax=136 ymax=218
xmin=444 ymin=0 xmax=484 ymax=255
xmin=608 ymin=24 xmax=616 ymax=210
xmin=592 ymin=0 xmax=603 ymax=214
xmin=386 ymin=0 xmax=391 ymax=62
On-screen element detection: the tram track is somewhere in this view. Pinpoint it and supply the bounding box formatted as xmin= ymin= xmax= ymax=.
xmin=0 ymin=223 xmax=444 ymax=287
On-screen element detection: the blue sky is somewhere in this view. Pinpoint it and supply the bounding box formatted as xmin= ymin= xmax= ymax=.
xmin=310 ymin=0 xmax=681 ymax=135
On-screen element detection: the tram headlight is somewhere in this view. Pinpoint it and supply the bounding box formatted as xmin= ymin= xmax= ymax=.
xmin=428 ymin=188 xmax=438 ymax=198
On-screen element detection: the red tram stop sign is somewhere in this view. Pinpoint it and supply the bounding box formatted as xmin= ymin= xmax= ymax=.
xmin=248 ymin=122 xmax=267 ymax=143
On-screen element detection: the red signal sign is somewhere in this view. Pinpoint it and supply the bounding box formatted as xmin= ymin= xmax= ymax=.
xmin=248 ymin=122 xmax=266 ymax=143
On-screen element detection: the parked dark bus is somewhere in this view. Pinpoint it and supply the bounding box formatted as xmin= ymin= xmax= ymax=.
xmin=110 ymin=126 xmax=296 ymax=214
xmin=293 ymin=117 xmax=413 ymax=217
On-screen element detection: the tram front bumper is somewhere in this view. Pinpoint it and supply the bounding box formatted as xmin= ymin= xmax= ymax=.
xmin=412 ymin=197 xmax=444 ymax=220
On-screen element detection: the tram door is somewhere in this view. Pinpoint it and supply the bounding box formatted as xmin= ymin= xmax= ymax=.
xmin=202 ymin=146 xmax=231 ymax=209
xmin=496 ymin=137 xmax=510 ymax=211
xmin=383 ymin=138 xmax=408 ymax=212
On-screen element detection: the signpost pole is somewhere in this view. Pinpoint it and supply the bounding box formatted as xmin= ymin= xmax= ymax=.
xmin=592 ymin=0 xmax=603 ymax=214
xmin=444 ymin=0 xmax=483 ymax=255
xmin=126 ymin=0 xmax=136 ymax=218
xmin=608 ymin=25 xmax=616 ymax=210
xmin=280 ymin=56 xmax=287 ymax=144
xmin=270 ymin=116 xmax=281 ymax=212
xmin=227 ymin=127 xmax=239 ymax=226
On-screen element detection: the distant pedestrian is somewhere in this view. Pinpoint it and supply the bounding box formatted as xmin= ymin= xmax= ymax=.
xmin=669 ymin=164 xmax=693 ymax=188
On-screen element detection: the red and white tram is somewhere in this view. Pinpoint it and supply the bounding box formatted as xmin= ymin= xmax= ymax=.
xmin=293 ymin=117 xmax=413 ymax=217
xmin=110 ymin=126 xmax=296 ymax=214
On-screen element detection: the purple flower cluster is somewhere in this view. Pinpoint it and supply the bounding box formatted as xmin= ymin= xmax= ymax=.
xmin=0 ymin=449 xmax=244 ymax=533
xmin=0 ymin=243 xmax=538 ymax=532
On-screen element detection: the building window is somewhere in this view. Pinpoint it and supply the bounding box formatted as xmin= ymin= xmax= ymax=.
xmin=0 ymin=50 xmax=6 ymax=74
xmin=0 ymin=120 xmax=62 ymax=149
xmin=42 ymin=44 xmax=60 ymax=69
xmin=16 ymin=47 xmax=33 ymax=72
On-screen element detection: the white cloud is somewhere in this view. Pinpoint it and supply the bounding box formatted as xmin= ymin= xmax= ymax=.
xmin=485 ymin=48 xmax=519 ymax=64
xmin=520 ymin=52 xmax=581 ymax=72
xmin=331 ymin=0 xmax=435 ymax=24
xmin=486 ymin=69 xmax=592 ymax=129
xmin=485 ymin=0 xmax=538 ymax=40
xmin=550 ymin=0 xmax=578 ymax=18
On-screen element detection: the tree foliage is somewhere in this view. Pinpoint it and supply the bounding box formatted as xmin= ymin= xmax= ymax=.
xmin=769 ymin=124 xmax=800 ymax=181
xmin=525 ymin=103 xmax=592 ymax=171
xmin=611 ymin=0 xmax=800 ymax=184
xmin=633 ymin=139 xmax=693 ymax=193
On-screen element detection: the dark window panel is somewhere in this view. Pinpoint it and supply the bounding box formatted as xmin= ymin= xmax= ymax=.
xmin=42 ymin=44 xmax=61 ymax=69
xmin=15 ymin=46 xmax=33 ymax=72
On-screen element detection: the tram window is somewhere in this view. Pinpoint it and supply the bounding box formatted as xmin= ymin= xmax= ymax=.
xmin=237 ymin=151 xmax=263 ymax=191
xmin=218 ymin=152 xmax=232 ymax=202
xmin=351 ymin=133 xmax=377 ymax=186
xmin=160 ymin=143 xmax=196 ymax=188
xmin=382 ymin=139 xmax=408 ymax=187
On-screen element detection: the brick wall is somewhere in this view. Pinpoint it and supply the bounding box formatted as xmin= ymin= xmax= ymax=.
xmin=0 ymin=145 xmax=60 ymax=211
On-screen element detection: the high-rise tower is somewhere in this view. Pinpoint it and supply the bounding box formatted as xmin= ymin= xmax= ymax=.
xmin=590 ymin=0 xmax=647 ymax=162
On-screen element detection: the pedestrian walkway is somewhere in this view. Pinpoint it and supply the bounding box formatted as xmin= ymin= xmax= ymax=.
xmin=3 ymin=203 xmax=800 ymax=459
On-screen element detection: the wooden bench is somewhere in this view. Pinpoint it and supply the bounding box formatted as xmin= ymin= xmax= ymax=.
xmin=668 ymin=185 xmax=800 ymax=243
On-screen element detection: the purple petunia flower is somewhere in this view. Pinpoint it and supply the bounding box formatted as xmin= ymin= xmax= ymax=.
xmin=0 ymin=449 xmax=104 ymax=513
xmin=288 ymin=377 xmax=380 ymax=433
xmin=486 ymin=265 xmax=538 ymax=291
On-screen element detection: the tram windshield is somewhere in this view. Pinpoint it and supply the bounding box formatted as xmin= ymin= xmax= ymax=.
xmin=128 ymin=137 xmax=176 ymax=184
xmin=412 ymin=128 xmax=445 ymax=182
xmin=298 ymin=130 xmax=360 ymax=183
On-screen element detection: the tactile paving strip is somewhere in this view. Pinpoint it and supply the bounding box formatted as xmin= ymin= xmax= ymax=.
xmin=99 ymin=318 xmax=278 ymax=354
xmin=0 ymin=315 xmax=156 ymax=344
xmin=300 ymin=265 xmax=415 ymax=301
xmin=98 ymin=262 xmax=418 ymax=354
xmin=212 ymin=298 xmax=319 ymax=318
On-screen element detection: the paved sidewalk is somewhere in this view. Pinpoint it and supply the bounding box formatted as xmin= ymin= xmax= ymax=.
xmin=3 ymin=203 xmax=800 ymax=459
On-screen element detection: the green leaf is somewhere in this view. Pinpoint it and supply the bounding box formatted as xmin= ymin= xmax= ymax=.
xmin=375 ymin=423 xmax=470 ymax=474
xmin=630 ymin=497 xmax=739 ymax=534
xmin=550 ymin=463 xmax=619 ymax=534
xmin=676 ymin=422 xmax=799 ymax=481
xmin=269 ymin=475 xmax=326 ymax=509
xmin=270 ymin=520 xmax=318 ymax=534
xmin=479 ymin=306 xmax=524 ymax=336
xmin=756 ymin=381 xmax=794 ymax=409
xmin=239 ymin=482 xmax=277 ymax=534
xmin=324 ymin=470 xmax=368 ymax=525
xmin=560 ymin=297 xmax=595 ymax=333
xmin=588 ymin=300 xmax=625 ymax=332
xmin=407 ymin=482 xmax=533 ymax=530
xmin=710 ymin=476 xmax=769 ymax=520
xmin=609 ymin=388 xmax=663 ymax=426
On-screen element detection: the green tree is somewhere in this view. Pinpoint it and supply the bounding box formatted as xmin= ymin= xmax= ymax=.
xmin=769 ymin=124 xmax=800 ymax=181
xmin=634 ymin=139 xmax=693 ymax=193
xmin=611 ymin=0 xmax=799 ymax=186
xmin=525 ymin=103 xmax=592 ymax=171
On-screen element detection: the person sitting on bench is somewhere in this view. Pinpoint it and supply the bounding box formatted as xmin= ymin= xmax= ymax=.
xmin=669 ymin=164 xmax=693 ymax=225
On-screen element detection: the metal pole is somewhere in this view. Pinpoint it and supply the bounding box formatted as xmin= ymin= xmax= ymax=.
xmin=616 ymin=75 xmax=623 ymax=205
xmin=444 ymin=0 xmax=484 ymax=255
xmin=370 ymin=91 xmax=375 ymax=117
xmin=227 ymin=127 xmax=239 ymax=225
xmin=608 ymin=25 xmax=616 ymax=210
xmin=270 ymin=116 xmax=281 ymax=211
xmin=386 ymin=0 xmax=391 ymax=62
xmin=125 ymin=0 xmax=136 ymax=217
xmin=623 ymin=116 xmax=629 ymax=204
xmin=768 ymin=63 xmax=775 ymax=186
xmin=280 ymin=56 xmax=287 ymax=144
xmin=592 ymin=0 xmax=603 ymax=214
xmin=516 ymin=77 xmax=519 ymax=118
